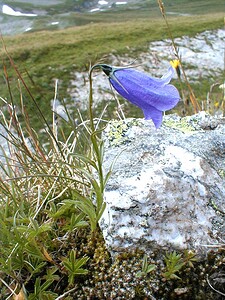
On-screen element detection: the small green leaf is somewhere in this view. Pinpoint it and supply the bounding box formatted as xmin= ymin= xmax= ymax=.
xmin=163 ymin=251 xmax=185 ymax=280
xmin=63 ymin=249 xmax=89 ymax=285
xmin=136 ymin=254 xmax=156 ymax=277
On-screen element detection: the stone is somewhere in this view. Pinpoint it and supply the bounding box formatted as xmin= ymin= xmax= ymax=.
xmin=100 ymin=113 xmax=225 ymax=256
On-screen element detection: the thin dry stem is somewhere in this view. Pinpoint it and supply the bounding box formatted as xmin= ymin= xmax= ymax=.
xmin=0 ymin=277 xmax=17 ymax=297
xmin=157 ymin=0 xmax=200 ymax=113
xmin=55 ymin=286 xmax=77 ymax=299
xmin=207 ymin=274 xmax=225 ymax=297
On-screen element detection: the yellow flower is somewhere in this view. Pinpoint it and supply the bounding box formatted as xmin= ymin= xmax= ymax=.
xmin=170 ymin=59 xmax=180 ymax=69
xmin=170 ymin=59 xmax=181 ymax=78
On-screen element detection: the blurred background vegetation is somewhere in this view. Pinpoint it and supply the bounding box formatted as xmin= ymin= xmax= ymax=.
xmin=0 ymin=0 xmax=224 ymax=131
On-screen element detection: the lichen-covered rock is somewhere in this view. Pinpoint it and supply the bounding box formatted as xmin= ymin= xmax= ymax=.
xmin=100 ymin=113 xmax=225 ymax=256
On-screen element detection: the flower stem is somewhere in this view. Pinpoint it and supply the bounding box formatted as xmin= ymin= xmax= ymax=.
xmin=157 ymin=0 xmax=200 ymax=113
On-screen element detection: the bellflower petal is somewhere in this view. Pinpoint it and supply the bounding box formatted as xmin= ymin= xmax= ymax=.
xmin=101 ymin=64 xmax=180 ymax=128
xmin=142 ymin=105 xmax=163 ymax=129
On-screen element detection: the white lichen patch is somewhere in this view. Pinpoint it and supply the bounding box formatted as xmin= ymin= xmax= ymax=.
xmin=218 ymin=169 xmax=225 ymax=178
xmin=103 ymin=118 xmax=143 ymax=146
xmin=163 ymin=116 xmax=197 ymax=133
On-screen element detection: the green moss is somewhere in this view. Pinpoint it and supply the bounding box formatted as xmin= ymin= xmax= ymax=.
xmin=71 ymin=245 xmax=225 ymax=299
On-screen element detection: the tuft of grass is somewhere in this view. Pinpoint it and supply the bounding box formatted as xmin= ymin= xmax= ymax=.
xmin=0 ymin=49 xmax=110 ymax=298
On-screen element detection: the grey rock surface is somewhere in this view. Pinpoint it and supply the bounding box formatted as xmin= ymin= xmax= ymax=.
xmin=100 ymin=113 xmax=225 ymax=256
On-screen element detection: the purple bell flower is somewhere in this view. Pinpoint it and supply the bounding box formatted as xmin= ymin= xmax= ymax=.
xmin=101 ymin=64 xmax=180 ymax=128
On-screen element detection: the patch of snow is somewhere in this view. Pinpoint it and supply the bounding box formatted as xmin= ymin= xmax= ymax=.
xmin=2 ymin=4 xmax=37 ymax=17
xmin=89 ymin=8 xmax=100 ymax=12
xmin=115 ymin=1 xmax=127 ymax=4
xmin=98 ymin=0 xmax=108 ymax=5
xmin=51 ymin=21 xmax=59 ymax=25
